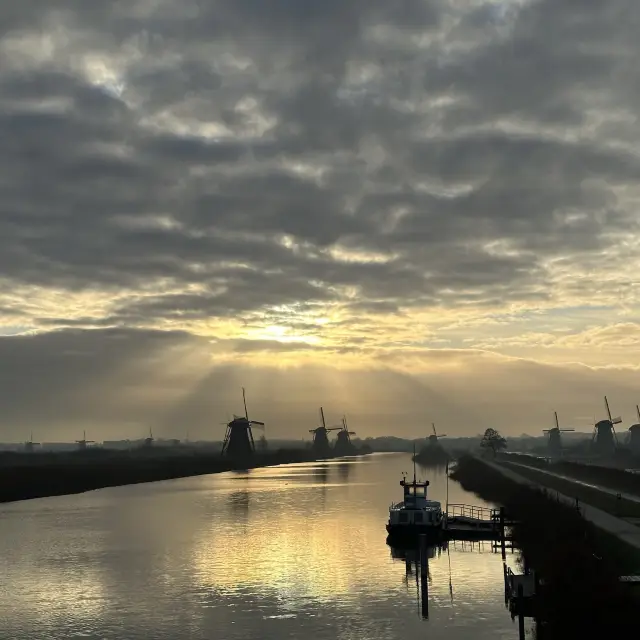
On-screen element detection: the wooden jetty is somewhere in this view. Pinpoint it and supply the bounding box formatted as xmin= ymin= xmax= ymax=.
xmin=443 ymin=503 xmax=515 ymax=542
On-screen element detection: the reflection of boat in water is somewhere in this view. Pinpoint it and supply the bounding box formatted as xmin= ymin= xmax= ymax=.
xmin=387 ymin=455 xmax=444 ymax=544
xmin=389 ymin=542 xmax=445 ymax=563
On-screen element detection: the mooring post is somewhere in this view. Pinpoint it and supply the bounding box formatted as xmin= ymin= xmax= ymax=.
xmin=517 ymin=583 xmax=525 ymax=640
xmin=499 ymin=506 xmax=506 ymax=560
xmin=420 ymin=534 xmax=429 ymax=619
xmin=503 ymin=562 xmax=509 ymax=604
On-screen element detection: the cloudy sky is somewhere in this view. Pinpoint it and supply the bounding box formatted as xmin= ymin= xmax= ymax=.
xmin=1 ymin=0 xmax=640 ymax=442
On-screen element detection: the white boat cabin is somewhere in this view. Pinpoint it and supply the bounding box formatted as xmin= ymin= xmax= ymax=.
xmin=388 ymin=477 xmax=443 ymax=528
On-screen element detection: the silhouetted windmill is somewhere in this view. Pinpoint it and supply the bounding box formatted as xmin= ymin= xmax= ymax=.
xmin=592 ymin=396 xmax=621 ymax=457
xmin=143 ymin=428 xmax=154 ymax=448
xmin=334 ymin=415 xmax=356 ymax=456
xmin=221 ymin=388 xmax=265 ymax=457
xmin=628 ymin=405 xmax=640 ymax=454
xmin=76 ymin=430 xmax=95 ymax=451
xmin=543 ymin=412 xmax=574 ymax=458
xmin=428 ymin=423 xmax=447 ymax=446
xmin=309 ymin=407 xmax=341 ymax=458
xmin=24 ymin=432 xmax=39 ymax=453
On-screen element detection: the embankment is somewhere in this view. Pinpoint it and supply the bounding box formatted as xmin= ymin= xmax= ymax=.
xmin=451 ymin=455 xmax=638 ymax=637
xmin=502 ymin=452 xmax=640 ymax=496
xmin=0 ymin=447 xmax=331 ymax=504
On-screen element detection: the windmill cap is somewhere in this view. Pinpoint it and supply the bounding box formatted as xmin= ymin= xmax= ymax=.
xmin=629 ymin=424 xmax=640 ymax=431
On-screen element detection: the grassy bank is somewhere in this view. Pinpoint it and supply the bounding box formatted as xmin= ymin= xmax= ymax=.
xmin=451 ymin=455 xmax=638 ymax=637
xmin=502 ymin=452 xmax=640 ymax=496
xmin=500 ymin=460 xmax=640 ymax=519
xmin=0 ymin=447 xmax=330 ymax=503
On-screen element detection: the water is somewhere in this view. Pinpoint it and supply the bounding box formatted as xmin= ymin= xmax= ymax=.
xmin=0 ymin=453 xmax=532 ymax=639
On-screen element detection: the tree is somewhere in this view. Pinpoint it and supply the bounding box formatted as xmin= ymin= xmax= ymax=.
xmin=480 ymin=428 xmax=507 ymax=457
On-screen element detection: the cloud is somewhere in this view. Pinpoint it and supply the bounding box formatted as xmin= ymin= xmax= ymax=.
xmin=2 ymin=328 xmax=640 ymax=441
xmin=1 ymin=1 xmax=640 ymax=437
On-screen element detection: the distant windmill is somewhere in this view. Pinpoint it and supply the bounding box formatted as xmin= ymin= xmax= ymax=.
xmin=76 ymin=430 xmax=95 ymax=451
xmin=592 ymin=396 xmax=621 ymax=457
xmin=628 ymin=405 xmax=640 ymax=454
xmin=143 ymin=428 xmax=154 ymax=448
xmin=24 ymin=432 xmax=39 ymax=453
xmin=334 ymin=415 xmax=356 ymax=456
xmin=309 ymin=407 xmax=341 ymax=458
xmin=428 ymin=423 xmax=447 ymax=446
xmin=543 ymin=412 xmax=574 ymax=458
xmin=221 ymin=388 xmax=265 ymax=457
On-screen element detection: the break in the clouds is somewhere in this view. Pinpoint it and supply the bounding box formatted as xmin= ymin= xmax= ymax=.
xmin=1 ymin=0 xmax=640 ymax=439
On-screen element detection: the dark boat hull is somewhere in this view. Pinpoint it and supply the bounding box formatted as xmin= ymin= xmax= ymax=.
xmin=386 ymin=523 xmax=445 ymax=545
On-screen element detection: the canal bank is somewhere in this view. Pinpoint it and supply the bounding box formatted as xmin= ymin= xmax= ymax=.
xmin=451 ymin=454 xmax=638 ymax=637
xmin=0 ymin=448 xmax=352 ymax=504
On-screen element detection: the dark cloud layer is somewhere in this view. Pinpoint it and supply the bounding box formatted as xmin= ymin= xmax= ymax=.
xmin=1 ymin=1 xmax=640 ymax=436
xmin=1 ymin=0 xmax=638 ymax=317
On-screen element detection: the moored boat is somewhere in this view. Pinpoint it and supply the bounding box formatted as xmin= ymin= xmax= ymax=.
xmin=386 ymin=458 xmax=444 ymax=543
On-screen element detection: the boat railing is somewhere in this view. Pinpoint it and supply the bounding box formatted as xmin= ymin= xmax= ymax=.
xmin=389 ymin=501 xmax=404 ymax=510
xmin=446 ymin=503 xmax=498 ymax=521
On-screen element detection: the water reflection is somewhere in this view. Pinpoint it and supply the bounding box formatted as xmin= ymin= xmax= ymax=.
xmin=0 ymin=454 xmax=534 ymax=640
xmin=227 ymin=490 xmax=250 ymax=518
xmin=334 ymin=460 xmax=352 ymax=481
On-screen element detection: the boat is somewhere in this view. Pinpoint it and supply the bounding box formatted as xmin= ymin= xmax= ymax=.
xmin=386 ymin=455 xmax=444 ymax=543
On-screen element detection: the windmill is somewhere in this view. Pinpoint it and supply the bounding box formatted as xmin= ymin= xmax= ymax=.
xmin=24 ymin=432 xmax=40 ymax=453
xmin=334 ymin=415 xmax=356 ymax=456
xmin=143 ymin=428 xmax=154 ymax=448
xmin=591 ymin=396 xmax=621 ymax=457
xmin=414 ymin=423 xmax=449 ymax=464
xmin=428 ymin=423 xmax=447 ymax=446
xmin=76 ymin=430 xmax=95 ymax=451
xmin=542 ymin=412 xmax=574 ymax=458
xmin=221 ymin=388 xmax=265 ymax=457
xmin=309 ymin=407 xmax=341 ymax=458
xmin=628 ymin=405 xmax=640 ymax=454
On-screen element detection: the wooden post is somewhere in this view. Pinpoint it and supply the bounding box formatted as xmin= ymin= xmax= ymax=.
xmin=503 ymin=562 xmax=509 ymax=604
xmin=517 ymin=583 xmax=525 ymax=640
xmin=420 ymin=534 xmax=429 ymax=619
xmin=499 ymin=506 xmax=506 ymax=560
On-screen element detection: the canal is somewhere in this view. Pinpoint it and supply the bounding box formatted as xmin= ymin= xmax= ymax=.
xmin=0 ymin=453 xmax=533 ymax=639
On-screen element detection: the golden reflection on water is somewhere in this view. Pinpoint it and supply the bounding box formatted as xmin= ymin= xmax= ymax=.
xmin=0 ymin=454 xmax=530 ymax=639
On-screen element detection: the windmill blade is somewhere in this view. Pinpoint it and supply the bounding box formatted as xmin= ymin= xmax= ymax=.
xmin=320 ymin=407 xmax=326 ymax=429
xmin=637 ymin=404 xmax=640 ymax=422
xmin=604 ymin=396 xmax=612 ymax=422
xmin=438 ymin=434 xmax=448 ymax=438
xmin=542 ymin=430 xmax=551 ymax=434
xmin=554 ymin=411 xmax=560 ymax=430
xmin=242 ymin=387 xmax=249 ymax=420
xmin=250 ymin=420 xmax=265 ymax=426
xmin=432 ymin=423 xmax=437 ymax=437
xmin=612 ymin=417 xmax=622 ymax=425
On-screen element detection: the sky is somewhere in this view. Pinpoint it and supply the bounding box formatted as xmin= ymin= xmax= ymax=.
xmin=1 ymin=0 xmax=640 ymax=442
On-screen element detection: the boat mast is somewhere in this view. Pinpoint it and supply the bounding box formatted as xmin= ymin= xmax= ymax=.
xmin=413 ymin=443 xmax=417 ymax=486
